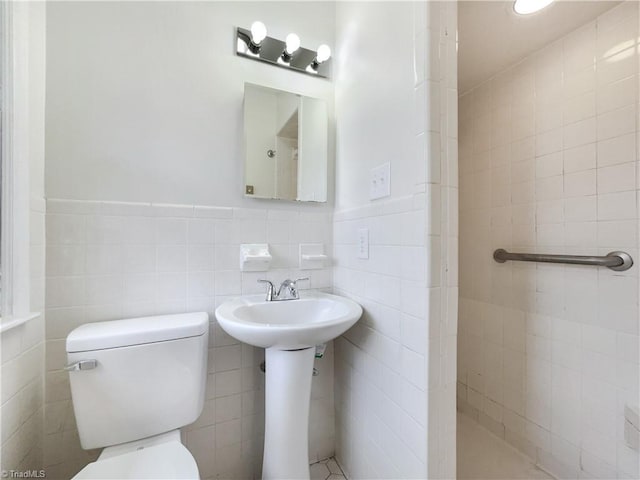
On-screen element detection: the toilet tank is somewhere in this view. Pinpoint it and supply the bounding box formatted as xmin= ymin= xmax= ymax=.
xmin=66 ymin=312 xmax=209 ymax=450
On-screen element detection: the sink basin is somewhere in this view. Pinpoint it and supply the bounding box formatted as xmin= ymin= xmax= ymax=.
xmin=215 ymin=291 xmax=362 ymax=350
xmin=215 ymin=291 xmax=362 ymax=480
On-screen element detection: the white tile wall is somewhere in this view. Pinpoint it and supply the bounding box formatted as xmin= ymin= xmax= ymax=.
xmin=43 ymin=199 xmax=333 ymax=479
xmin=333 ymin=2 xmax=458 ymax=479
xmin=0 ymin=198 xmax=46 ymax=473
xmin=333 ymin=196 xmax=431 ymax=479
xmin=458 ymin=3 xmax=639 ymax=479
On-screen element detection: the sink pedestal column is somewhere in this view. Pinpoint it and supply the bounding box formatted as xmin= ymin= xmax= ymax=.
xmin=262 ymin=346 xmax=315 ymax=480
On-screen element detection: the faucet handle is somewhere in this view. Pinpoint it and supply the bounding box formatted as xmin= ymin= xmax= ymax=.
xmin=257 ymin=279 xmax=275 ymax=301
xmin=293 ymin=277 xmax=309 ymax=284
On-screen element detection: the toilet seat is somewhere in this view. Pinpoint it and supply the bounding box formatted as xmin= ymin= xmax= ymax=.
xmin=72 ymin=441 xmax=200 ymax=479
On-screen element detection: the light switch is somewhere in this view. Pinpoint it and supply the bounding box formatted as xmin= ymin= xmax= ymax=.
xmin=370 ymin=162 xmax=391 ymax=200
xmin=357 ymin=228 xmax=369 ymax=259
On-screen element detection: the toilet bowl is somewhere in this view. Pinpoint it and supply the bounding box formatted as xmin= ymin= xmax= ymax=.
xmin=65 ymin=313 xmax=209 ymax=479
xmin=73 ymin=430 xmax=199 ymax=479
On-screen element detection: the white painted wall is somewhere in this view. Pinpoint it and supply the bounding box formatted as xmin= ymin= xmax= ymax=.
xmin=458 ymin=3 xmax=639 ymax=478
xmin=43 ymin=2 xmax=336 ymax=478
xmin=334 ymin=3 xmax=418 ymax=211
xmin=45 ymin=1 xmax=335 ymax=210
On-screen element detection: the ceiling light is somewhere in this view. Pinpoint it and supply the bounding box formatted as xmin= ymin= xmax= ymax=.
xmin=513 ymin=0 xmax=554 ymax=15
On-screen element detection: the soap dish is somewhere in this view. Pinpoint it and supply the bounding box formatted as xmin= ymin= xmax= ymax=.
xmin=240 ymin=244 xmax=272 ymax=272
xmin=299 ymin=243 xmax=328 ymax=270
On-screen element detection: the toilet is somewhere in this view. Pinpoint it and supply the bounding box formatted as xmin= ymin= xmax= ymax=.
xmin=65 ymin=312 xmax=209 ymax=479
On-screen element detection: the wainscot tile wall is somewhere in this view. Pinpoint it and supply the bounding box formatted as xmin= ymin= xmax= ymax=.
xmin=332 ymin=2 xmax=458 ymax=478
xmin=1 ymin=197 xmax=47 ymax=473
xmin=458 ymin=2 xmax=639 ymax=479
xmin=43 ymin=199 xmax=333 ymax=479
xmin=333 ymin=193 xmax=433 ymax=479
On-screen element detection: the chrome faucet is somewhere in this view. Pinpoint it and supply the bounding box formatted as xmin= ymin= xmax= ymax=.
xmin=257 ymin=278 xmax=309 ymax=301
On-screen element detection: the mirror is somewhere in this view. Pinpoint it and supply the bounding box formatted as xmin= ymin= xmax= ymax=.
xmin=243 ymin=83 xmax=328 ymax=202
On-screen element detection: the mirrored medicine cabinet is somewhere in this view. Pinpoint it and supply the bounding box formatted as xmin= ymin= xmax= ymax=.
xmin=243 ymin=83 xmax=328 ymax=202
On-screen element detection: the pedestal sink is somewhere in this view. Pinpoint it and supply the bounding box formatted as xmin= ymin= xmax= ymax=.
xmin=215 ymin=292 xmax=362 ymax=480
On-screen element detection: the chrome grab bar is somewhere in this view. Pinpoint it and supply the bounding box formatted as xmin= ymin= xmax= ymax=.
xmin=493 ymin=249 xmax=633 ymax=271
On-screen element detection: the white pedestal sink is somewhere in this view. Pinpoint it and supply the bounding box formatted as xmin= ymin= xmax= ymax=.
xmin=215 ymin=292 xmax=362 ymax=480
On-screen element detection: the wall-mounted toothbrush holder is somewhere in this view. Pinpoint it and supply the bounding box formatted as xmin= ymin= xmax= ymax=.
xmin=299 ymin=243 xmax=328 ymax=270
xmin=240 ymin=244 xmax=272 ymax=272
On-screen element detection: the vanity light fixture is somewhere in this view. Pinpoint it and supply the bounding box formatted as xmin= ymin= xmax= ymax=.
xmin=513 ymin=0 xmax=554 ymax=15
xmin=236 ymin=22 xmax=332 ymax=78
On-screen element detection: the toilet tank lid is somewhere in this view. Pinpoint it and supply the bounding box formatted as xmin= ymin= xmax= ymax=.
xmin=66 ymin=312 xmax=209 ymax=353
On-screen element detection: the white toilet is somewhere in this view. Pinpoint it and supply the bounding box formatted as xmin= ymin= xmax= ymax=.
xmin=65 ymin=312 xmax=209 ymax=479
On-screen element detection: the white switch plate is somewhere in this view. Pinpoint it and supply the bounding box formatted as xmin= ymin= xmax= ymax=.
xmin=370 ymin=162 xmax=391 ymax=200
xmin=357 ymin=228 xmax=369 ymax=259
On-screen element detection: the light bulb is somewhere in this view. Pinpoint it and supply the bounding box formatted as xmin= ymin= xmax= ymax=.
xmin=250 ymin=21 xmax=267 ymax=44
xmin=285 ymin=33 xmax=301 ymax=55
xmin=316 ymin=44 xmax=331 ymax=63
xmin=513 ymin=0 xmax=554 ymax=15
